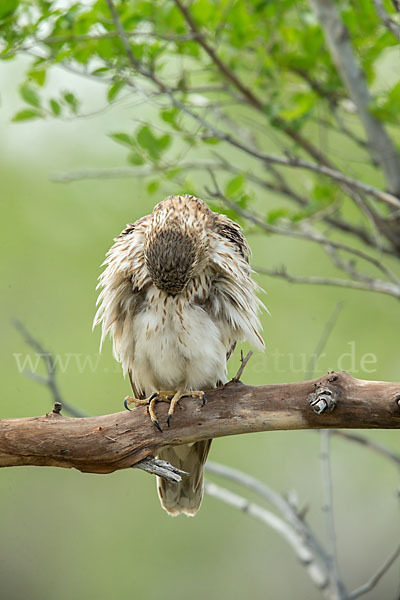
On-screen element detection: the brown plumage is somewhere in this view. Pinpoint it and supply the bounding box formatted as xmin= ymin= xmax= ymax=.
xmin=94 ymin=195 xmax=265 ymax=515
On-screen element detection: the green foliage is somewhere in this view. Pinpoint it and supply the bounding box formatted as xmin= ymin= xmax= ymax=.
xmin=1 ymin=0 xmax=399 ymax=227
xmin=12 ymin=108 xmax=43 ymax=121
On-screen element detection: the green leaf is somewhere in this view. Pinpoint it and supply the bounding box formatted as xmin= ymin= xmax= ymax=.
xmin=127 ymin=152 xmax=145 ymax=165
xmin=202 ymin=137 xmax=220 ymax=145
xmin=49 ymin=99 xmax=61 ymax=116
xmin=0 ymin=0 xmax=18 ymax=20
xmin=107 ymin=80 xmax=125 ymax=102
xmin=20 ymin=85 xmax=41 ymax=108
xmin=108 ymin=132 xmax=136 ymax=149
xmin=28 ymin=69 xmax=46 ymax=87
xmin=147 ymin=180 xmax=160 ymax=195
xmin=279 ymin=93 xmax=315 ymax=121
xmin=266 ymin=208 xmax=289 ymax=225
xmin=158 ymin=134 xmax=171 ymax=151
xmin=136 ymin=125 xmax=160 ymax=160
xmin=160 ymin=107 xmax=181 ymax=130
xmin=62 ymin=91 xmax=79 ymax=114
xmin=91 ymin=67 xmax=110 ymax=76
xmin=12 ymin=109 xmax=43 ymax=122
xmin=225 ymin=174 xmax=244 ymax=197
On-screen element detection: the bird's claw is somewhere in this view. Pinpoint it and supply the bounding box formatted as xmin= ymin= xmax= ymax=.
xmin=152 ymin=418 xmax=163 ymax=433
xmin=124 ymin=396 xmax=133 ymax=411
xmin=124 ymin=389 xmax=206 ymax=432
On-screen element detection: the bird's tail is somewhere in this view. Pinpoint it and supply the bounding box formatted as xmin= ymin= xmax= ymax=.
xmin=156 ymin=440 xmax=212 ymax=516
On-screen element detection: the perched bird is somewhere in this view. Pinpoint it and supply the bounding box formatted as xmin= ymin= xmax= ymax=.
xmin=94 ymin=195 xmax=265 ymax=516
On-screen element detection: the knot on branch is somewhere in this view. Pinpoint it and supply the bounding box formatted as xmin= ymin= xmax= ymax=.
xmin=308 ymin=384 xmax=338 ymax=415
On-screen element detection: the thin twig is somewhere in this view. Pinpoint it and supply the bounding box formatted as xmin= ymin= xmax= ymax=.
xmin=328 ymin=430 xmax=400 ymax=467
xmin=50 ymin=162 xmax=396 ymax=256
xmin=206 ymin=461 xmax=327 ymax=556
xmin=13 ymin=319 xmax=87 ymax=418
xmin=13 ymin=320 xmax=188 ymax=483
xmin=206 ymin=173 xmax=400 ymax=285
xmin=232 ymin=350 xmax=253 ymax=382
xmin=320 ymin=431 xmax=345 ymax=597
xmin=256 ymin=266 xmax=400 ymax=300
xmin=42 ymin=31 xmax=201 ymax=44
xmin=349 ymin=545 xmax=400 ymax=599
xmin=204 ymin=480 xmax=335 ymax=598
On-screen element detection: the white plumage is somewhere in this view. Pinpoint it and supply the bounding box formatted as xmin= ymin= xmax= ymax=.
xmin=94 ymin=195 xmax=265 ymax=515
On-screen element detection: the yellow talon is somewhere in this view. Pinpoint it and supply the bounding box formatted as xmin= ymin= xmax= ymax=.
xmin=124 ymin=389 xmax=206 ymax=431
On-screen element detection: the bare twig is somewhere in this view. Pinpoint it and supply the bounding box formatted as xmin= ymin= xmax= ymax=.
xmin=206 ymin=461 xmax=327 ymax=553
xmin=328 ymin=430 xmax=400 ymax=467
xmin=256 ymin=266 xmax=400 ymax=300
xmin=232 ymin=350 xmax=253 ymax=382
xmin=13 ymin=319 xmax=87 ymax=418
xmin=349 ymin=545 xmax=400 ymax=599
xmin=42 ymin=31 xmax=201 ymax=44
xmin=205 ymin=480 xmax=339 ymax=599
xmin=50 ymin=162 xmax=396 ymax=256
xmin=51 ymin=166 xmax=154 ymax=182
xmin=13 ymin=322 xmax=188 ymax=483
xmin=320 ymin=431 xmax=346 ymax=598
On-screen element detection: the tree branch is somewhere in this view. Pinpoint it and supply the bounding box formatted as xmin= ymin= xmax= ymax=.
xmin=204 ymin=480 xmax=336 ymax=598
xmin=349 ymin=545 xmax=400 ymax=599
xmin=50 ymin=162 xmax=396 ymax=256
xmin=1 ymin=373 xmax=399 ymax=473
xmin=256 ymin=266 xmax=400 ymax=300
xmin=206 ymin=176 xmax=400 ymax=284
xmin=372 ymin=0 xmax=400 ymax=42
xmin=308 ymin=0 xmax=400 ymax=195
xmin=328 ymin=430 xmax=400 ymax=466
xmin=104 ymin=0 xmax=400 ymax=219
xmin=13 ymin=319 xmax=87 ymax=418
xmin=173 ymin=0 xmax=337 ymax=167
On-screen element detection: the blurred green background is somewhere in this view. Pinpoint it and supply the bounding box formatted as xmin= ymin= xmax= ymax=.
xmin=1 ymin=56 xmax=399 ymax=600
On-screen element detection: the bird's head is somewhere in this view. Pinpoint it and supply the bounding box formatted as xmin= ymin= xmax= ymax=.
xmin=144 ymin=195 xmax=209 ymax=295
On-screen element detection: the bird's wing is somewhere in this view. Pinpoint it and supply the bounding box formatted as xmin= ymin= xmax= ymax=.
xmin=94 ymin=215 xmax=151 ymax=391
xmin=208 ymin=211 xmax=265 ymax=351
xmin=211 ymin=211 xmax=251 ymax=262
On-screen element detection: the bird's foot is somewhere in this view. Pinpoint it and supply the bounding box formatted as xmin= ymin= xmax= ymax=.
xmin=124 ymin=391 xmax=175 ymax=432
xmin=166 ymin=389 xmax=207 ymax=428
xmin=124 ymin=389 xmax=206 ymax=432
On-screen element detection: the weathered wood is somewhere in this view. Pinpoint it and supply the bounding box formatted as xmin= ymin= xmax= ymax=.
xmin=1 ymin=372 xmax=399 ymax=474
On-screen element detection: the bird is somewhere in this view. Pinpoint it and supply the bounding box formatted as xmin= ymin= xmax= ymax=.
xmin=94 ymin=194 xmax=265 ymax=516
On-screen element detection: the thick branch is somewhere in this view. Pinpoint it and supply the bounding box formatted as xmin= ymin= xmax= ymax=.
xmin=1 ymin=373 xmax=399 ymax=474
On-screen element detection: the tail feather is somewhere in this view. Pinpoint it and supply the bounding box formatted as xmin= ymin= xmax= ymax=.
xmin=157 ymin=440 xmax=212 ymax=516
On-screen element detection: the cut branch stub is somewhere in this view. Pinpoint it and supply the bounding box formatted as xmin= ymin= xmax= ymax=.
xmin=308 ymin=384 xmax=338 ymax=415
